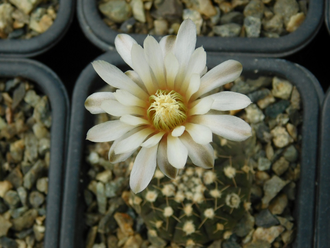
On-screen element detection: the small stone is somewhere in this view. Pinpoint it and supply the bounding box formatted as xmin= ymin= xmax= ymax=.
xmin=11 ymin=209 xmax=38 ymax=231
xmin=154 ymin=19 xmax=168 ymax=35
xmin=114 ymin=212 xmax=134 ymax=236
xmin=29 ymin=191 xmax=45 ymax=208
xmin=4 ymin=190 xmax=21 ymax=208
xmin=246 ymin=104 xmax=264 ymax=124
xmin=0 ymin=3 xmax=14 ymax=35
xmin=24 ymin=132 xmax=38 ymax=163
xmin=0 ymin=198 xmax=9 ymax=214
xmin=6 ymin=166 xmax=23 ymax=188
xmin=272 ymin=157 xmax=289 ymax=176
xmin=262 ymin=175 xmax=289 ymax=207
xmin=183 ymin=9 xmax=203 ymax=35
xmin=265 ymin=100 xmax=290 ymax=119
xmin=283 ymin=145 xmax=298 ymax=162
xmin=12 ymin=83 xmax=26 ymax=109
xmin=257 ymin=157 xmax=271 ymax=171
xmin=152 ymin=0 xmax=183 ymax=20
xmin=245 ymin=239 xmax=271 ymax=248
xmin=105 ymin=177 xmax=126 ymax=198
xmin=262 ymin=14 xmax=283 ymax=34
xmin=220 ymin=11 xmax=244 ymax=25
xmin=218 ymin=1 xmax=234 ymax=14
xmin=290 ymin=86 xmax=300 ymax=110
xmin=255 ymin=122 xmax=271 ymax=143
xmin=86 ymin=226 xmax=98 ymax=248
xmin=272 ymin=77 xmax=293 ymax=100
xmin=274 ymin=0 xmax=299 ymax=25
xmin=33 ymin=224 xmax=45 ymax=242
xmin=38 ymin=138 xmax=50 ymax=156
xmin=255 ymin=209 xmax=280 ymax=227
xmin=130 ymin=0 xmax=145 ymax=23
xmin=257 ymin=94 xmax=276 ymax=109
xmin=243 ymin=0 xmax=264 ymax=18
xmin=23 ymin=160 xmax=47 ymax=190
xmin=96 ymin=182 xmax=107 ymax=214
xmin=17 ymin=187 xmax=28 ymax=206
xmin=0 ymin=236 xmax=18 ymax=248
xmin=281 ymin=229 xmax=294 ymax=244
xmin=33 ymin=96 xmax=51 ymax=128
xmin=119 ymin=17 xmax=136 ymax=33
xmin=123 ymin=234 xmax=143 ymax=248
xmin=253 ymin=226 xmax=285 ymax=243
xmin=276 ymin=216 xmax=294 ymax=230
xmin=265 ymin=142 xmax=274 ymax=160
xmin=36 ymin=178 xmax=48 ymax=194
xmin=9 ymin=0 xmax=42 ymax=14
xmin=244 ymin=16 xmax=261 ymax=37
xmin=32 ymin=123 xmax=49 ymax=140
xmin=255 ymin=171 xmax=270 ymax=186
xmin=183 ymin=0 xmax=217 ymax=17
xmin=99 ymin=0 xmax=132 ymax=23
xmin=210 ymin=7 xmax=221 ymax=24
xmin=0 ymin=215 xmax=12 ymax=236
xmin=271 ymin=126 xmax=293 ymax=148
xmin=213 ymin=23 xmax=241 ymax=37
xmin=24 ymin=90 xmax=40 ymax=107
xmin=269 ymin=193 xmax=288 ymax=215
xmin=107 ymin=235 xmax=118 ymax=248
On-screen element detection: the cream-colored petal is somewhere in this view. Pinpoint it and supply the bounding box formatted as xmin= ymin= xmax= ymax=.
xmin=144 ymin=36 xmax=166 ymax=88
xmin=115 ymin=34 xmax=137 ymax=68
xmin=120 ymin=115 xmax=149 ymax=126
xmin=167 ymin=135 xmax=188 ymax=169
xmin=195 ymin=60 xmax=242 ymax=98
xmin=114 ymin=128 xmax=154 ymax=154
xmin=92 ymin=60 xmax=148 ymax=100
xmin=101 ymin=99 xmax=145 ymax=117
xmin=207 ymin=91 xmax=252 ymax=111
xmin=174 ymin=19 xmax=196 ymax=68
xmin=159 ymin=35 xmax=176 ymax=58
xmin=185 ymin=123 xmax=212 ymax=145
xmin=113 ymin=90 xmax=147 ymax=108
xmin=157 ymin=138 xmax=178 ymax=179
xmin=86 ymin=120 xmax=134 ymax=142
xmin=171 ymin=126 xmax=185 ymax=137
xmin=192 ymin=115 xmax=252 ymax=141
xmin=130 ymin=145 xmax=158 ymax=193
xmin=189 ymin=97 xmax=214 ymax=115
xmin=125 ymin=70 xmax=147 ymax=92
xmin=186 ymin=74 xmax=200 ymax=101
xmin=180 ymin=47 xmax=206 ymax=92
xmin=142 ymin=132 xmax=165 ymax=148
xmin=164 ymin=52 xmax=179 ymax=89
xmin=181 ymin=132 xmax=214 ymax=169
xmin=131 ymin=44 xmax=157 ymax=95
xmin=108 ymin=134 xmax=136 ymax=163
xmin=85 ymin=92 xmax=115 ymax=114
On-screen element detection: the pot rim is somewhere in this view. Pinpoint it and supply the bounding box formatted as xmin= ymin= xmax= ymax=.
xmin=77 ymin=0 xmax=324 ymax=57
xmin=60 ymin=51 xmax=322 ymax=248
xmin=0 ymin=0 xmax=75 ymax=57
xmin=0 ymin=58 xmax=70 ymax=248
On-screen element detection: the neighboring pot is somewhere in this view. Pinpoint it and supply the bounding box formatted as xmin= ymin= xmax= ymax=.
xmin=77 ymin=0 xmax=323 ymax=56
xmin=60 ymin=51 xmax=322 ymax=248
xmin=0 ymin=58 xmax=70 ymax=248
xmin=0 ymin=0 xmax=75 ymax=57
xmin=315 ymin=88 xmax=330 ymax=248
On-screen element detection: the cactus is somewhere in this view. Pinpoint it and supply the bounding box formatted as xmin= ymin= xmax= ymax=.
xmin=129 ymin=135 xmax=254 ymax=247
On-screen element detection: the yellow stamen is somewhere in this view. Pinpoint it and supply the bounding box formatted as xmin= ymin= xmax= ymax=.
xmin=147 ymin=90 xmax=187 ymax=131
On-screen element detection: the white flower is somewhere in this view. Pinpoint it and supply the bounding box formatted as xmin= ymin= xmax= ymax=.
xmin=85 ymin=19 xmax=252 ymax=193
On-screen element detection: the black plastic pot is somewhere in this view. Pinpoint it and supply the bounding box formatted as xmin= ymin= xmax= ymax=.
xmin=77 ymin=0 xmax=323 ymax=57
xmin=60 ymin=51 xmax=322 ymax=248
xmin=315 ymin=88 xmax=330 ymax=248
xmin=0 ymin=0 xmax=75 ymax=57
xmin=0 ymin=58 xmax=70 ymax=248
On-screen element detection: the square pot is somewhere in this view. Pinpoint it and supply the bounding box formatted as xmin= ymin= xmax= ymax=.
xmin=0 ymin=58 xmax=69 ymax=248
xmin=60 ymin=51 xmax=322 ymax=248
xmin=77 ymin=0 xmax=323 ymax=57
xmin=0 ymin=0 xmax=75 ymax=57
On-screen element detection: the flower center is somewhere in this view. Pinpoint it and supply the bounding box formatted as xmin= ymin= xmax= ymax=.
xmin=147 ymin=89 xmax=187 ymax=131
